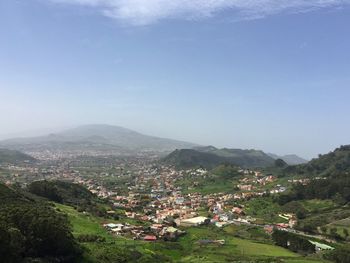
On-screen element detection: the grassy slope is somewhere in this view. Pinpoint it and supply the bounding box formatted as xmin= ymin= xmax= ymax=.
xmin=56 ymin=204 xmax=177 ymax=262
xmin=178 ymin=226 xmax=298 ymax=262
xmin=323 ymin=217 xmax=350 ymax=239
xmin=56 ymin=204 xmax=326 ymax=263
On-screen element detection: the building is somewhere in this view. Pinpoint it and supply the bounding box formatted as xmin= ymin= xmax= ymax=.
xmin=178 ymin=216 xmax=209 ymax=227
xmin=144 ymin=235 xmax=157 ymax=241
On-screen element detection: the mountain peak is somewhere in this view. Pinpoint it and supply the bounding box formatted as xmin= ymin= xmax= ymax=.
xmin=0 ymin=124 xmax=197 ymax=154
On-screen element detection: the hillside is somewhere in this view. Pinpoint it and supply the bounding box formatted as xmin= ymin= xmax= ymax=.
xmin=268 ymin=153 xmax=308 ymax=165
xmin=285 ymin=145 xmax=350 ymax=177
xmin=0 ymin=124 xmax=197 ymax=154
xmin=27 ymin=180 xmax=110 ymax=217
xmin=274 ymin=146 xmax=350 ymax=244
xmin=163 ymin=149 xmax=227 ymax=169
xmin=163 ymin=147 xmax=275 ymax=169
xmin=0 ymin=183 xmax=81 ymax=262
xmin=0 ymin=148 xmax=36 ymax=164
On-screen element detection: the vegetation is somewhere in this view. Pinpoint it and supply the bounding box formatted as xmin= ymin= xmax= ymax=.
xmin=283 ymin=145 xmax=350 ymax=178
xmin=178 ymin=164 xmax=242 ymax=194
xmin=325 ymin=246 xmax=350 ymax=263
xmin=211 ymin=164 xmax=241 ymax=179
xmin=163 ymin=147 xmax=275 ymax=169
xmin=28 ymin=180 xmax=111 ymax=217
xmin=272 ymin=229 xmax=315 ymax=254
xmin=55 ymin=203 xmax=325 ymax=263
xmin=0 ymin=148 xmax=36 ymax=164
xmin=243 ymin=197 xmax=283 ymax=223
xmin=276 ymin=174 xmax=350 ymax=206
xmin=0 ymin=183 xmax=81 ymax=262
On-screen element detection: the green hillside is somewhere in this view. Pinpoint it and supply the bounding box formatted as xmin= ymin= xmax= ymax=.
xmin=0 ymin=148 xmax=36 ymax=164
xmin=0 ymin=183 xmax=81 ymax=262
xmin=27 ymin=180 xmax=111 ymax=217
xmin=285 ymin=145 xmax=350 ymax=177
xmin=163 ymin=147 xmax=275 ymax=169
xmin=56 ymin=203 xmax=325 ymax=263
xmin=163 ymin=149 xmax=227 ymax=169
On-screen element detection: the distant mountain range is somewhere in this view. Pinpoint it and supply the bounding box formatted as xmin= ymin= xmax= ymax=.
xmin=0 ymin=125 xmax=309 ymax=164
xmin=162 ymin=146 xmax=276 ymax=169
xmin=0 ymin=124 xmax=197 ymax=154
xmin=267 ymin=153 xmax=308 ymax=165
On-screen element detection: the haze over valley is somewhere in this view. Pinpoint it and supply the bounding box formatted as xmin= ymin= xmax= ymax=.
xmin=1 ymin=1 xmax=350 ymax=262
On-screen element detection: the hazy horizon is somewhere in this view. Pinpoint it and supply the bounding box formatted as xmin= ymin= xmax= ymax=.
xmin=0 ymin=123 xmax=343 ymax=160
xmin=1 ymin=1 xmax=350 ymax=159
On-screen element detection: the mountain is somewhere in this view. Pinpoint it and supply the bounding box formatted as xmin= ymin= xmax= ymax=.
xmin=162 ymin=149 xmax=227 ymax=169
xmin=163 ymin=146 xmax=275 ymax=169
xmin=0 ymin=148 xmax=36 ymax=164
xmin=267 ymin=153 xmax=308 ymax=165
xmin=0 ymin=124 xmax=197 ymax=154
xmin=285 ymin=145 xmax=350 ymax=177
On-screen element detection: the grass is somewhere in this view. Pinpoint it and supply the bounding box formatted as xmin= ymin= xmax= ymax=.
xmin=331 ymin=217 xmax=350 ymax=227
xmin=179 ymin=226 xmax=298 ymax=257
xmin=56 ymin=204 xmax=176 ymax=262
xmin=176 ymin=226 xmax=325 ymax=263
xmin=242 ymin=197 xmax=283 ymax=224
xmin=181 ymin=178 xmax=236 ymax=195
xmin=301 ymin=200 xmax=337 ymax=213
xmin=321 ymin=218 xmax=350 ymax=240
xmin=223 ymin=224 xmax=272 ymax=243
xmin=284 ymin=260 xmax=330 ymax=263
xmin=56 ymin=203 xmax=112 ymax=239
xmin=56 ymin=203 xmax=327 ymax=263
xmin=188 ymin=181 xmax=234 ymax=194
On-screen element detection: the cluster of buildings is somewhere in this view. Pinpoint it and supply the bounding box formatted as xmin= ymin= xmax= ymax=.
xmin=1 ymin=155 xmax=302 ymax=244
xmin=103 ymin=222 xmax=185 ymax=241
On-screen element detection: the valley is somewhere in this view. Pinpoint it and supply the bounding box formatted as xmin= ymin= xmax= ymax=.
xmin=1 ymin=128 xmax=349 ymax=262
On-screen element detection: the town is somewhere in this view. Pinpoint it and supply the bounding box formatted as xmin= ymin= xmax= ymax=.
xmin=0 ymin=153 xmax=334 ymax=252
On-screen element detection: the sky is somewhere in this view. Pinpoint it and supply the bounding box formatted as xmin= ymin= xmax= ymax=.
xmin=0 ymin=0 xmax=350 ymax=159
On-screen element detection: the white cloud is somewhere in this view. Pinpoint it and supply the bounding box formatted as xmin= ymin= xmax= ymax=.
xmin=49 ymin=0 xmax=350 ymax=25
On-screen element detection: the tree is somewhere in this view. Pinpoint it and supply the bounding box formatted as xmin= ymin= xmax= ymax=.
xmin=320 ymin=226 xmax=327 ymax=233
xmin=272 ymin=230 xmax=315 ymax=254
xmin=326 ymin=247 xmax=350 ymax=263
xmin=0 ymin=183 xmax=82 ymax=262
xmin=296 ymin=210 xmax=306 ymax=219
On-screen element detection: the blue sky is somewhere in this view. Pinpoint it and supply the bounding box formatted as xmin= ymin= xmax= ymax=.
xmin=0 ymin=0 xmax=350 ymax=158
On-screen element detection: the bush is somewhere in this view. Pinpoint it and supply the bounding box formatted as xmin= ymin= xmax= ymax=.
xmin=77 ymin=234 xmax=106 ymax=243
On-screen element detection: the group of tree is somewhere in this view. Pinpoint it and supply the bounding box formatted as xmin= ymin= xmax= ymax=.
xmin=276 ymin=173 xmax=350 ymax=206
xmin=27 ymin=180 xmax=110 ymax=217
xmin=283 ymin=145 xmax=350 ymax=177
xmin=0 ymin=183 xmax=81 ymax=262
xmin=272 ymin=229 xmax=315 ymax=254
xmin=211 ymin=164 xmax=241 ymax=179
xmin=162 ymin=147 xmax=275 ymax=169
xmin=325 ymin=246 xmax=350 ymax=263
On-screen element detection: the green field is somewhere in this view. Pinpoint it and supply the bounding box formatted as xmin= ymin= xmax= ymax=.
xmin=177 ymin=226 xmax=299 ymax=262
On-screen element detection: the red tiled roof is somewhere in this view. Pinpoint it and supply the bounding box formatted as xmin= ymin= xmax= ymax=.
xmin=144 ymin=235 xmax=157 ymax=241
